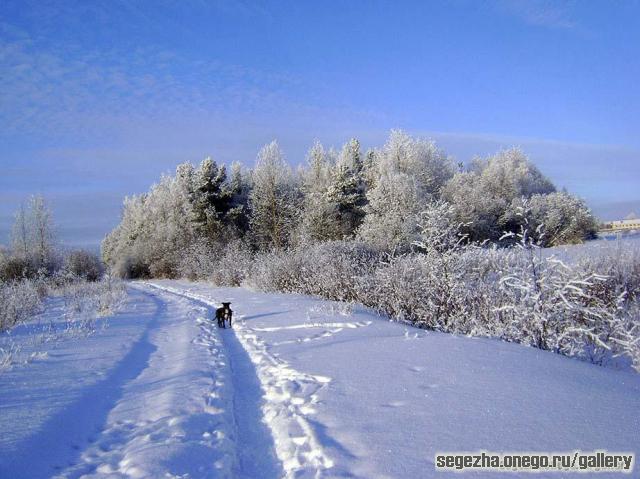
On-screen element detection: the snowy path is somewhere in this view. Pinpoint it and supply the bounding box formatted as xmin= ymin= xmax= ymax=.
xmin=0 ymin=285 xmax=282 ymax=479
xmin=144 ymin=282 xmax=334 ymax=478
xmin=2 ymin=281 xmax=640 ymax=478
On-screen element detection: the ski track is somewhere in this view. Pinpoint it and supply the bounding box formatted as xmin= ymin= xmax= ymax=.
xmin=144 ymin=283 xmax=337 ymax=479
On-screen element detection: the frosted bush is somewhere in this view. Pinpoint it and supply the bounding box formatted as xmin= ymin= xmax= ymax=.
xmin=0 ymin=279 xmax=43 ymax=331
xmin=177 ymin=240 xmax=253 ymax=285
xmin=177 ymin=241 xmax=222 ymax=280
xmin=358 ymin=256 xmax=436 ymax=326
xmin=247 ymin=241 xmax=380 ymax=302
xmin=296 ymin=241 xmax=380 ymax=302
xmin=53 ymin=275 xmax=126 ymax=336
xmin=247 ymin=249 xmax=307 ymax=293
xmin=359 ymin=201 xmax=471 ymax=329
xmin=211 ymin=240 xmax=254 ymax=286
xmin=0 ymin=342 xmax=22 ymax=372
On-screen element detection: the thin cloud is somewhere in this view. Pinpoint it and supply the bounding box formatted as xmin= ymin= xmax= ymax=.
xmin=494 ymin=0 xmax=578 ymax=30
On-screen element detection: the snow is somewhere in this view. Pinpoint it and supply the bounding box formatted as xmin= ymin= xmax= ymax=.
xmin=1 ymin=281 xmax=639 ymax=478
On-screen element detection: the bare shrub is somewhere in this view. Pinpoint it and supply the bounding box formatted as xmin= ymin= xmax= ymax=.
xmin=0 ymin=342 xmax=22 ymax=372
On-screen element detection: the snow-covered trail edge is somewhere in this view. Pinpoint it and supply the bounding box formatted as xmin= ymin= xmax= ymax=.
xmin=143 ymin=282 xmax=335 ymax=479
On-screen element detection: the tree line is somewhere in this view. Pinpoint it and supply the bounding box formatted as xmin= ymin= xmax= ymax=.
xmin=102 ymin=130 xmax=597 ymax=278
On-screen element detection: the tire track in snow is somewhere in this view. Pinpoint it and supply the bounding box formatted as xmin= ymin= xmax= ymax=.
xmin=144 ymin=282 xmax=336 ymax=479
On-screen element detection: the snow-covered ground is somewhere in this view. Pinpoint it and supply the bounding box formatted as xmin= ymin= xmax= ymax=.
xmin=546 ymin=233 xmax=640 ymax=261
xmin=1 ymin=281 xmax=639 ymax=478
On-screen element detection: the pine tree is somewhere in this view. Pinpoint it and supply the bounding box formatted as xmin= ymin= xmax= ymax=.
xmin=192 ymin=157 xmax=232 ymax=242
xmin=325 ymin=139 xmax=367 ymax=238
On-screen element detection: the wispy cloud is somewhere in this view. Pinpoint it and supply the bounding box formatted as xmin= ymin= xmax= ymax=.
xmin=494 ymin=0 xmax=578 ymax=30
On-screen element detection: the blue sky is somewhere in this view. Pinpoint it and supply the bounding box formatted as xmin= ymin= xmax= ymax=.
xmin=1 ymin=0 xmax=639 ymax=247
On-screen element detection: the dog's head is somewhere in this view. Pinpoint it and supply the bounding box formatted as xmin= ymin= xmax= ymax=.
xmin=221 ymin=302 xmax=231 ymax=308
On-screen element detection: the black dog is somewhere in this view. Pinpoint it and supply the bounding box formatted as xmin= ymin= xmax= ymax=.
xmin=216 ymin=302 xmax=232 ymax=328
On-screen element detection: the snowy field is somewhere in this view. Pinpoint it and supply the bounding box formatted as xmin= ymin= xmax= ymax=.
xmin=546 ymin=233 xmax=640 ymax=261
xmin=1 ymin=280 xmax=639 ymax=478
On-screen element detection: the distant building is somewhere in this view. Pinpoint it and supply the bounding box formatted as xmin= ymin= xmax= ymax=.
xmin=600 ymin=218 xmax=640 ymax=232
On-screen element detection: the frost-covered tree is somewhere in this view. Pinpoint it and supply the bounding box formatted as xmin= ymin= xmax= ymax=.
xmin=376 ymin=130 xmax=454 ymax=198
xmin=298 ymin=141 xmax=337 ymax=243
xmin=442 ymin=148 xmax=556 ymax=242
xmin=30 ymin=195 xmax=56 ymax=270
xmin=5 ymin=196 xmax=57 ymax=278
xmin=504 ymin=192 xmax=598 ymax=246
xmin=357 ymin=171 xmax=423 ymax=252
xmin=10 ymin=195 xmax=58 ymax=272
xmin=441 ymin=171 xmax=507 ymax=241
xmin=102 ymin=193 xmax=148 ymax=275
xmin=476 ymin=148 xmax=555 ymax=198
xmin=249 ymin=141 xmax=300 ymax=250
xmin=362 ymin=149 xmax=378 ymax=190
xmin=102 ymin=162 xmax=201 ymax=278
xmin=357 ymin=131 xmax=454 ymax=251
